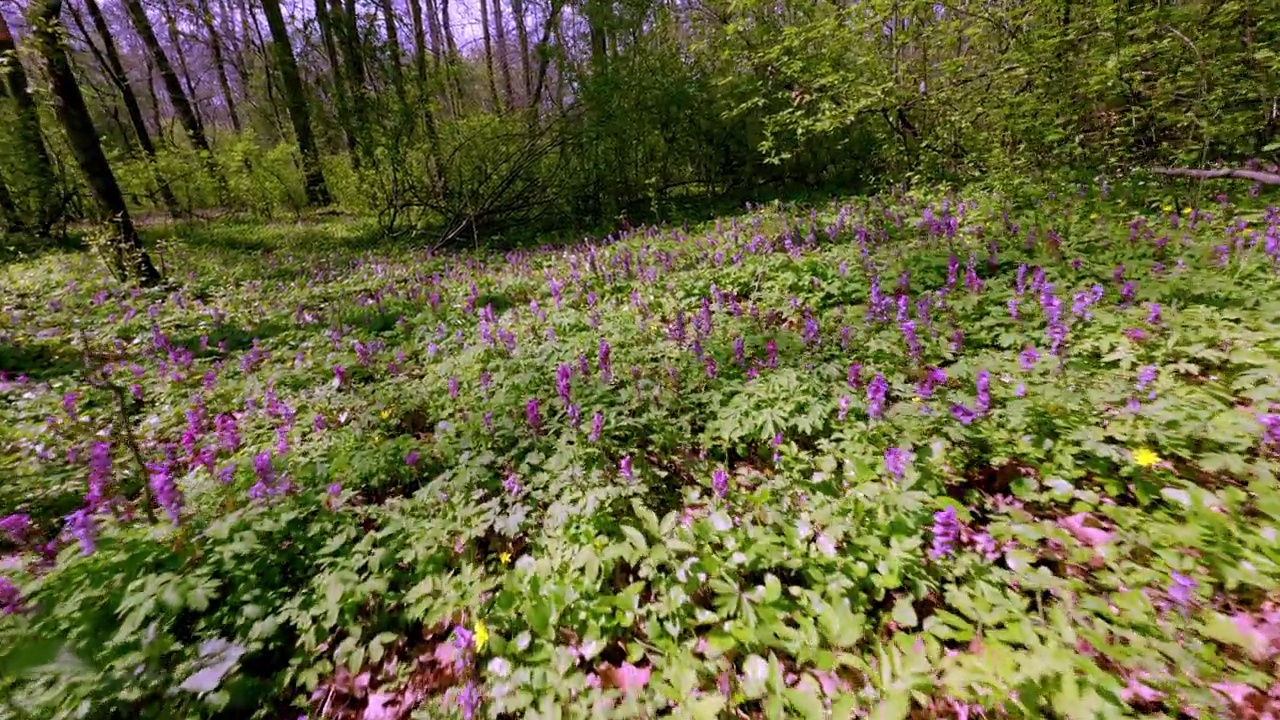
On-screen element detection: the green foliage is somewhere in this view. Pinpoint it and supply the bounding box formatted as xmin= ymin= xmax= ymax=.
xmin=3 ymin=181 xmax=1280 ymax=717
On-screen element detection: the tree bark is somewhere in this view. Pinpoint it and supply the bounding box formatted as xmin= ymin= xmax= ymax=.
xmin=122 ymin=0 xmax=228 ymax=199
xmin=0 ymin=8 xmax=58 ymax=227
xmin=196 ymin=0 xmax=242 ymax=133
xmin=0 ymin=165 xmax=19 ymax=232
xmin=161 ymin=0 xmax=205 ymax=130
xmin=331 ymin=0 xmax=369 ymax=158
xmin=72 ymin=0 xmax=181 ymax=214
xmin=261 ymin=0 xmax=332 ymax=206
xmin=376 ymin=0 xmax=408 ymax=109
xmin=479 ymin=0 xmax=501 ymax=111
xmin=408 ymin=0 xmax=432 ymax=90
xmin=530 ymin=0 xmax=565 ymax=113
xmin=32 ymin=0 xmax=161 ymax=286
xmin=492 ymin=0 xmax=515 ymax=109
xmin=439 ymin=0 xmax=462 ymax=113
xmin=511 ymin=0 xmax=532 ymax=100
xmin=315 ymin=0 xmax=359 ymax=162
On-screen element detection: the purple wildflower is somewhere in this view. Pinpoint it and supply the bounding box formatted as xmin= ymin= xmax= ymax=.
xmin=620 ymin=456 xmax=634 ymax=482
xmin=837 ymin=395 xmax=851 ymax=421
xmin=1 ymin=514 xmax=31 ymax=544
xmin=847 ymin=363 xmax=863 ymax=389
xmin=449 ymin=377 xmax=460 ymax=399
xmin=1147 ymin=303 xmax=1162 ymax=325
xmin=929 ymin=506 xmax=961 ymax=559
xmin=867 ymin=373 xmax=888 ymax=419
xmin=1169 ymin=571 xmax=1196 ymax=609
xmin=589 ymin=411 xmax=604 ymax=442
xmin=733 ymin=337 xmax=745 ymax=365
xmin=87 ymin=440 xmax=112 ymax=509
xmin=900 ymin=320 xmax=921 ymax=360
xmin=0 ymin=577 xmax=21 ymax=615
xmin=65 ymin=509 xmax=96 ymax=555
xmin=555 ymin=363 xmax=573 ymax=406
xmin=884 ymin=447 xmax=912 ymax=479
xmin=526 ymin=398 xmax=542 ymax=433
xmin=1019 ymin=346 xmax=1040 ymax=371
xmin=405 ymin=450 xmax=421 ymax=466
xmin=147 ymin=450 xmax=183 ymax=525
xmin=975 ymin=370 xmax=991 ymax=413
xmin=1136 ymin=365 xmax=1158 ymax=394
xmin=456 ymin=679 xmax=482 ymax=720
xmin=332 ymin=365 xmax=347 ymax=387
xmin=598 ymin=339 xmax=613 ymax=381
xmin=712 ymin=467 xmax=729 ymax=498
xmin=917 ymin=365 xmax=946 ymax=398
xmin=951 ymin=404 xmax=978 ymax=425
xmin=503 ymin=472 xmax=523 ymax=496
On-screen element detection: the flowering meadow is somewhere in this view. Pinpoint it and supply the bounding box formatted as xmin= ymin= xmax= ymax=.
xmin=3 ymin=185 xmax=1280 ymax=719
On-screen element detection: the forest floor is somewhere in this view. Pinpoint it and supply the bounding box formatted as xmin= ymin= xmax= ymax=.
xmin=3 ymin=185 xmax=1280 ymax=719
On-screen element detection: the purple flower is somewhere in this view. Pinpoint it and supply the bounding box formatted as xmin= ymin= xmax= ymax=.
xmin=884 ymin=447 xmax=912 ymax=479
xmin=867 ymin=373 xmax=888 ymax=419
xmin=1019 ymin=346 xmax=1040 ymax=371
xmin=147 ymin=450 xmax=183 ymax=525
xmin=620 ymin=456 xmax=634 ymax=482
xmin=1147 ymin=303 xmax=1162 ymax=325
xmin=847 ymin=363 xmax=863 ymax=389
xmin=332 ymin=365 xmax=348 ymax=387
xmin=951 ymin=404 xmax=978 ymax=425
xmin=1169 ymin=571 xmax=1196 ymax=609
xmin=917 ymin=366 xmax=947 ymax=399
xmin=62 ymin=391 xmax=80 ymax=416
xmin=1136 ymin=365 xmax=1158 ymax=394
xmin=1260 ymin=413 xmax=1280 ymax=450
xmin=503 ymin=472 xmax=523 ymax=496
xmin=456 ymin=679 xmax=482 ymax=720
xmin=555 ymin=363 xmax=573 ymax=406
xmin=837 ymin=395 xmax=851 ymax=421
xmin=65 ymin=509 xmax=96 ymax=555
xmin=87 ymin=440 xmax=112 ymax=509
xmin=929 ymin=506 xmax=960 ymax=559
xmin=589 ymin=411 xmax=604 ymax=442
xmin=328 ymin=482 xmax=342 ymax=497
xmin=900 ymin=320 xmax=921 ymax=360
xmin=712 ymin=467 xmax=729 ymax=498
xmin=598 ymin=339 xmax=613 ymax=381
xmin=1124 ymin=327 xmax=1148 ymax=342
xmin=975 ymin=370 xmax=991 ymax=414
xmin=0 ymin=577 xmax=21 ymax=615
xmin=1 ymin=514 xmax=31 ymax=544
xmin=526 ymin=398 xmax=542 ymax=433
xmin=405 ymin=450 xmax=421 ymax=466
xmin=449 ymin=377 xmax=460 ymax=399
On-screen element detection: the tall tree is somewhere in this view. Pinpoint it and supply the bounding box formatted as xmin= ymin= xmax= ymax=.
xmin=261 ymin=0 xmax=332 ymax=206
xmin=0 ymin=7 xmax=58 ymax=228
xmin=0 ymin=165 xmax=19 ymax=232
xmin=479 ymin=0 xmax=501 ymax=110
xmin=376 ymin=0 xmax=408 ymax=108
xmin=331 ymin=0 xmax=369 ymax=156
xmin=195 ymin=0 xmax=242 ymax=133
xmin=492 ymin=0 xmax=515 ymax=108
xmin=439 ymin=0 xmax=462 ymax=112
xmin=31 ymin=0 xmax=160 ymax=285
xmin=314 ymin=0 xmax=359 ymax=162
xmin=510 ymin=0 xmax=532 ymax=99
xmin=71 ymin=0 xmax=180 ymax=214
xmin=121 ymin=0 xmax=227 ymax=199
xmin=160 ymin=0 xmax=204 ymax=130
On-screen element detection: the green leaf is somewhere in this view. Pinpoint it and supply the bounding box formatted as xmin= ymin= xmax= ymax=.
xmin=785 ymin=688 xmax=827 ymax=720
xmin=891 ymin=597 xmax=918 ymax=629
xmin=689 ymin=695 xmax=727 ymax=720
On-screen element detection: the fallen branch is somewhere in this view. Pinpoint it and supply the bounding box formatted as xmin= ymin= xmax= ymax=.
xmin=1151 ymin=167 xmax=1280 ymax=185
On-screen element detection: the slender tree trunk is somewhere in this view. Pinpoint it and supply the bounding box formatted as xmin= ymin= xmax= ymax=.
xmin=332 ymin=0 xmax=369 ymax=158
xmin=408 ymin=0 xmax=432 ymax=90
xmin=585 ymin=0 xmax=608 ymax=73
xmin=261 ymin=0 xmax=331 ymax=206
xmin=0 ymin=8 xmax=58 ymax=228
xmin=492 ymin=0 xmax=515 ymax=108
xmin=73 ymin=0 xmax=181 ymax=214
xmin=479 ymin=0 xmax=500 ymax=111
xmin=511 ymin=0 xmax=532 ymax=100
xmin=315 ymin=0 xmax=359 ymax=163
xmin=421 ymin=0 xmax=443 ymax=72
xmin=161 ymin=0 xmax=205 ymax=130
xmin=32 ymin=0 xmax=161 ymax=286
xmin=196 ymin=0 xmax=242 ymax=133
xmin=122 ymin=0 xmax=228 ymax=200
xmin=376 ymin=0 xmax=408 ymax=109
xmin=242 ymin=0 xmax=286 ymax=140
xmin=530 ymin=0 xmax=565 ymax=113
xmin=439 ymin=0 xmax=462 ymax=112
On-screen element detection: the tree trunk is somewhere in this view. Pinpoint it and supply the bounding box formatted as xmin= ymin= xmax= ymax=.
xmin=121 ymin=0 xmax=227 ymax=199
xmin=511 ymin=0 xmax=532 ymax=100
xmin=332 ymin=0 xmax=369 ymax=158
xmin=0 ymin=166 xmax=19 ymax=232
xmin=73 ymin=0 xmax=181 ymax=214
xmin=492 ymin=0 xmax=515 ymax=108
xmin=439 ymin=0 xmax=462 ymax=113
xmin=241 ymin=0 xmax=286 ymax=140
xmin=408 ymin=0 xmax=432 ymax=90
xmin=315 ymin=0 xmax=359 ymax=163
xmin=530 ymin=0 xmax=565 ymax=113
xmin=376 ymin=0 xmax=408 ymax=109
xmin=479 ymin=0 xmax=501 ymax=111
xmin=0 ymin=8 xmax=58 ymax=228
xmin=161 ymin=0 xmax=205 ymax=130
xmin=196 ymin=0 xmax=242 ymax=133
xmin=261 ymin=0 xmax=331 ymax=207
xmin=32 ymin=0 xmax=161 ymax=286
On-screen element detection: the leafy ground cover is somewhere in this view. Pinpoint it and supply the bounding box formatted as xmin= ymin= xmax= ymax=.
xmin=3 ymin=185 xmax=1280 ymax=719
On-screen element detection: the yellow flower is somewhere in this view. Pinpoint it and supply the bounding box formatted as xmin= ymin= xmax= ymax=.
xmin=499 ymin=551 xmax=512 ymax=565
xmin=1132 ymin=448 xmax=1161 ymax=468
xmin=473 ymin=621 xmax=490 ymax=652
xmin=1182 ymin=207 xmax=1192 ymax=215
xmin=380 ymin=409 xmax=391 ymax=419
xmin=1161 ymin=204 xmax=1173 ymax=213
